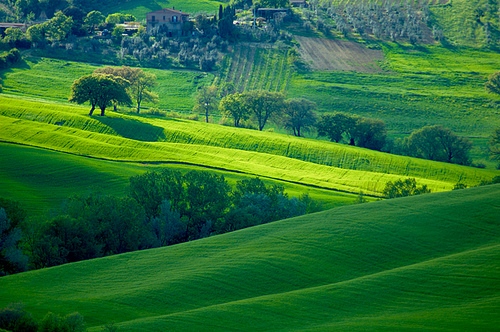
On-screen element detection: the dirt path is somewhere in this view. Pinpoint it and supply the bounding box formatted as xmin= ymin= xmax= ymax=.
xmin=295 ymin=36 xmax=385 ymax=73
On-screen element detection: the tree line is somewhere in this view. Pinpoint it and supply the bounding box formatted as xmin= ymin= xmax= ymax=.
xmin=0 ymin=170 xmax=321 ymax=275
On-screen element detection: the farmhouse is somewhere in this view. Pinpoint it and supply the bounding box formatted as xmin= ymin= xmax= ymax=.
xmin=146 ymin=8 xmax=189 ymax=36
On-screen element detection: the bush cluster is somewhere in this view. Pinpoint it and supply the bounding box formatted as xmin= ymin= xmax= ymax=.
xmin=1 ymin=170 xmax=320 ymax=273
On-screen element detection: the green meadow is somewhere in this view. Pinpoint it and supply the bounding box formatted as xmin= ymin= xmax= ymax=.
xmin=0 ymin=142 xmax=359 ymax=215
xmin=0 ymin=57 xmax=214 ymax=111
xmin=1 ymin=95 xmax=497 ymax=203
xmin=100 ymin=0 xmax=226 ymax=19
xmin=1 ymin=184 xmax=499 ymax=331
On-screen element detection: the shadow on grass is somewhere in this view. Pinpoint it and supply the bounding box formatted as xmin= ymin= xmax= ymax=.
xmin=97 ymin=116 xmax=166 ymax=142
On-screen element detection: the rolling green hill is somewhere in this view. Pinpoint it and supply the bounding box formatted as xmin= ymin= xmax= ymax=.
xmin=1 ymin=95 xmax=497 ymax=202
xmin=1 ymin=184 xmax=499 ymax=331
xmin=0 ymin=142 xmax=359 ymax=215
xmin=101 ymin=0 xmax=226 ymax=19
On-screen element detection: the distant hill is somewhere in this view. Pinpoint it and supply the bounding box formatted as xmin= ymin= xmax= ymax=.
xmin=1 ymin=184 xmax=499 ymax=331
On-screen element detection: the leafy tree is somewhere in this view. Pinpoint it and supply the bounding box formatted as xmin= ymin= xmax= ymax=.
xmin=0 ymin=302 xmax=38 ymax=332
xmin=283 ymin=98 xmax=317 ymax=137
xmin=407 ymin=125 xmax=472 ymax=165
xmin=27 ymin=24 xmax=45 ymax=44
xmin=316 ymin=113 xmax=357 ymax=144
xmin=44 ymin=11 xmax=74 ymax=41
xmin=193 ymin=86 xmax=219 ymax=122
xmin=130 ymin=70 xmax=158 ymax=113
xmin=490 ymin=127 xmax=500 ymax=161
xmin=105 ymin=13 xmax=136 ymax=24
xmin=85 ymin=10 xmax=105 ymax=31
xmin=352 ymin=117 xmax=387 ymax=151
xmin=150 ymin=200 xmax=186 ymax=247
xmin=383 ymin=178 xmax=431 ymax=198
xmin=485 ymin=71 xmax=500 ymax=96
xmin=94 ymin=66 xmax=158 ymax=113
xmin=111 ymin=25 xmax=125 ymax=44
xmin=183 ymin=171 xmax=231 ymax=239
xmin=245 ymin=90 xmax=286 ymax=131
xmin=219 ymin=92 xmax=249 ymax=127
xmin=128 ymin=169 xmax=185 ymax=218
xmin=0 ymin=207 xmax=28 ymax=276
xmin=3 ymin=28 xmax=24 ymax=45
xmin=39 ymin=312 xmax=85 ymax=332
xmin=68 ymin=73 xmax=131 ymax=116
xmin=62 ymin=193 xmax=148 ymax=255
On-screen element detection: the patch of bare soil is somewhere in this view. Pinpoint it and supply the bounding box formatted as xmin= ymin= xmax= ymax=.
xmin=295 ymin=36 xmax=385 ymax=73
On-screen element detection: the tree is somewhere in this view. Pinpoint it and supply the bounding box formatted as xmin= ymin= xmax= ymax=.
xmin=27 ymin=24 xmax=45 ymax=44
xmin=68 ymin=73 xmax=131 ymax=116
xmin=3 ymin=28 xmax=24 ymax=45
xmin=316 ymin=113 xmax=357 ymax=143
xmin=489 ymin=127 xmax=500 ymax=161
xmin=485 ymin=71 xmax=500 ymax=96
xmin=219 ymin=92 xmax=249 ymax=127
xmin=383 ymin=178 xmax=431 ymax=198
xmin=44 ymin=11 xmax=74 ymax=41
xmin=193 ymin=86 xmax=219 ymax=122
xmin=245 ymin=90 xmax=286 ymax=131
xmin=94 ymin=66 xmax=158 ymax=113
xmin=84 ymin=10 xmax=105 ymax=32
xmin=131 ymin=70 xmax=158 ymax=113
xmin=283 ymin=98 xmax=317 ymax=137
xmin=0 ymin=208 xmax=28 ymax=276
xmin=407 ymin=125 xmax=472 ymax=165
xmin=183 ymin=171 xmax=231 ymax=239
xmin=105 ymin=13 xmax=136 ymax=24
xmin=352 ymin=117 xmax=387 ymax=151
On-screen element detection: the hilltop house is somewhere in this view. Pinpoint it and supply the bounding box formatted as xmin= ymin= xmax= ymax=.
xmin=146 ymin=8 xmax=189 ymax=36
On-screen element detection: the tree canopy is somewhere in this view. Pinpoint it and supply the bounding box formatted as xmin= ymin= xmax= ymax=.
xmin=245 ymin=90 xmax=286 ymax=131
xmin=283 ymin=98 xmax=317 ymax=137
xmin=68 ymin=73 xmax=131 ymax=116
xmin=93 ymin=66 xmax=158 ymax=113
xmin=193 ymin=86 xmax=219 ymax=123
xmin=219 ymin=92 xmax=249 ymax=127
xmin=406 ymin=125 xmax=472 ymax=165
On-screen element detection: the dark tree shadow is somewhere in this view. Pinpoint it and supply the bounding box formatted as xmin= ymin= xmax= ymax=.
xmin=97 ymin=116 xmax=166 ymax=142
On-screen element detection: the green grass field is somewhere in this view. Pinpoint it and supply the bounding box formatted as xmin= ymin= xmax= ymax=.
xmin=0 ymin=57 xmax=214 ymax=111
xmin=0 ymin=142 xmax=359 ymax=215
xmin=1 ymin=184 xmax=498 ymax=331
xmin=1 ymin=96 xmax=497 ymax=202
xmin=100 ymin=0 xmax=226 ymax=19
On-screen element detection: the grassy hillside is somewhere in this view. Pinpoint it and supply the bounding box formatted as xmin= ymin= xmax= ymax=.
xmin=0 ymin=142 xmax=359 ymax=215
xmin=1 ymin=184 xmax=499 ymax=331
xmin=0 ymin=57 xmax=214 ymax=111
xmin=101 ymin=0 xmax=226 ymax=19
xmin=1 ymin=96 xmax=497 ymax=198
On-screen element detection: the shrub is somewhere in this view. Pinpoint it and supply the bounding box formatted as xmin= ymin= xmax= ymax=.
xmin=0 ymin=302 xmax=38 ymax=332
xmin=383 ymin=178 xmax=431 ymax=199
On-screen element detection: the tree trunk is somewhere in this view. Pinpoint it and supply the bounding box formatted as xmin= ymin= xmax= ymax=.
xmin=205 ymin=110 xmax=209 ymax=123
xmin=100 ymin=106 xmax=106 ymax=116
xmin=137 ymin=102 xmax=141 ymax=114
xmin=89 ymin=104 xmax=95 ymax=116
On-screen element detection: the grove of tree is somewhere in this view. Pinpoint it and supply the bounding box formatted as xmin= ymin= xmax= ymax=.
xmin=68 ymin=73 xmax=131 ymax=116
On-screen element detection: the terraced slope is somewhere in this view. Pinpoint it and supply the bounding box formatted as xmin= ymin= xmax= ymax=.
xmin=1 ymin=96 xmax=497 ymax=199
xmin=1 ymin=184 xmax=499 ymax=331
